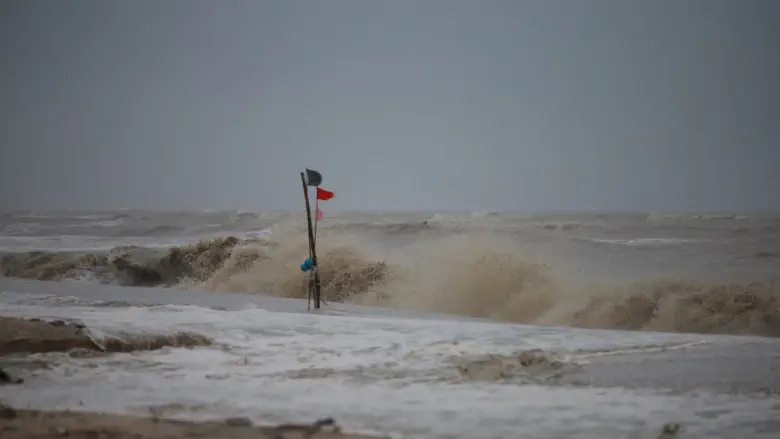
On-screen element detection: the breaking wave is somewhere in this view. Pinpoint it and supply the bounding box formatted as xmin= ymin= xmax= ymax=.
xmin=645 ymin=212 xmax=771 ymax=222
xmin=1 ymin=236 xmax=244 ymax=286
xmin=1 ymin=231 xmax=779 ymax=338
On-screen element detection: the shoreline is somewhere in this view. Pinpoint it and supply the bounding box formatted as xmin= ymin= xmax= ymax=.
xmin=0 ymin=406 xmax=391 ymax=439
xmin=0 ymin=406 xmax=684 ymax=439
xmin=0 ymin=297 xmax=735 ymax=438
xmin=0 ymin=316 xmax=391 ymax=439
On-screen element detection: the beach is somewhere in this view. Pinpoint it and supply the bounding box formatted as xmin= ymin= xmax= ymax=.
xmin=0 ymin=407 xmax=383 ymax=439
xmin=0 ymin=315 xmax=385 ymax=439
xmin=2 ymin=210 xmax=780 ymax=438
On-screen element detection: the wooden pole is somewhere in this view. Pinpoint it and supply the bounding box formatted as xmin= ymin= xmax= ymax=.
xmin=300 ymin=172 xmax=322 ymax=309
xmin=314 ymin=197 xmax=319 ymax=242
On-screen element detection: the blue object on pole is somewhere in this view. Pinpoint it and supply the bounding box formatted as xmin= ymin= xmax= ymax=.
xmin=300 ymin=258 xmax=314 ymax=272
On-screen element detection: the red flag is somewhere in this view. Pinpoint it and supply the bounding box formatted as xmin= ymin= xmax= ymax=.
xmin=316 ymin=187 xmax=335 ymax=201
xmin=316 ymin=207 xmax=324 ymax=221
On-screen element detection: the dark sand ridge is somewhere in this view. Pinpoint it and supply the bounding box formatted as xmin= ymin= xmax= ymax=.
xmin=0 ymin=316 xmax=212 ymax=357
xmin=0 ymin=315 xmax=214 ymax=386
xmin=0 ymin=406 xmax=682 ymax=439
xmin=0 ymin=406 xmax=391 ymax=439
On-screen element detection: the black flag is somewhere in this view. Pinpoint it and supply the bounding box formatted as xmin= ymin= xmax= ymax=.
xmin=305 ymin=168 xmax=322 ymax=186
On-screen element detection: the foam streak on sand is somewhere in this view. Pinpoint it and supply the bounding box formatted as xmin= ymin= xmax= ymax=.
xmin=0 ymin=408 xmax=382 ymax=439
xmin=0 ymin=316 xmax=212 ymax=356
xmin=2 ymin=287 xmax=780 ymax=439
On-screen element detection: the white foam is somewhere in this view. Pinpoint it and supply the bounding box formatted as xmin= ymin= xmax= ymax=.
xmin=244 ymin=227 xmax=274 ymax=238
xmin=2 ymin=296 xmax=778 ymax=439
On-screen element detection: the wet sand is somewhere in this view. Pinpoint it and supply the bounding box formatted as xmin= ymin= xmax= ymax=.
xmin=0 ymin=316 xmax=100 ymax=357
xmin=0 ymin=316 xmax=212 ymax=356
xmin=0 ymin=316 xmax=387 ymax=439
xmin=0 ymin=406 xmax=684 ymax=439
xmin=1 ymin=287 xmax=774 ymax=438
xmin=0 ymin=406 xmax=388 ymax=439
xmin=0 ymin=314 xmax=693 ymax=439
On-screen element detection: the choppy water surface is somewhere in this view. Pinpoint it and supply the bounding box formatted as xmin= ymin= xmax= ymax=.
xmin=2 ymin=210 xmax=779 ymax=337
xmin=1 ymin=210 xmax=780 ymax=438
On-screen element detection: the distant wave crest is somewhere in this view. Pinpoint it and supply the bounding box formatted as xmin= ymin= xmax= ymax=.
xmin=645 ymin=212 xmax=778 ymax=222
xmin=585 ymin=238 xmax=705 ymax=246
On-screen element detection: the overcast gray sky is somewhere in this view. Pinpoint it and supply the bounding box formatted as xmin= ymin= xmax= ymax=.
xmin=1 ymin=0 xmax=778 ymax=212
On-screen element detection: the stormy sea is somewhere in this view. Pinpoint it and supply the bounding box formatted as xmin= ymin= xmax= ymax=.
xmin=1 ymin=209 xmax=779 ymax=439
